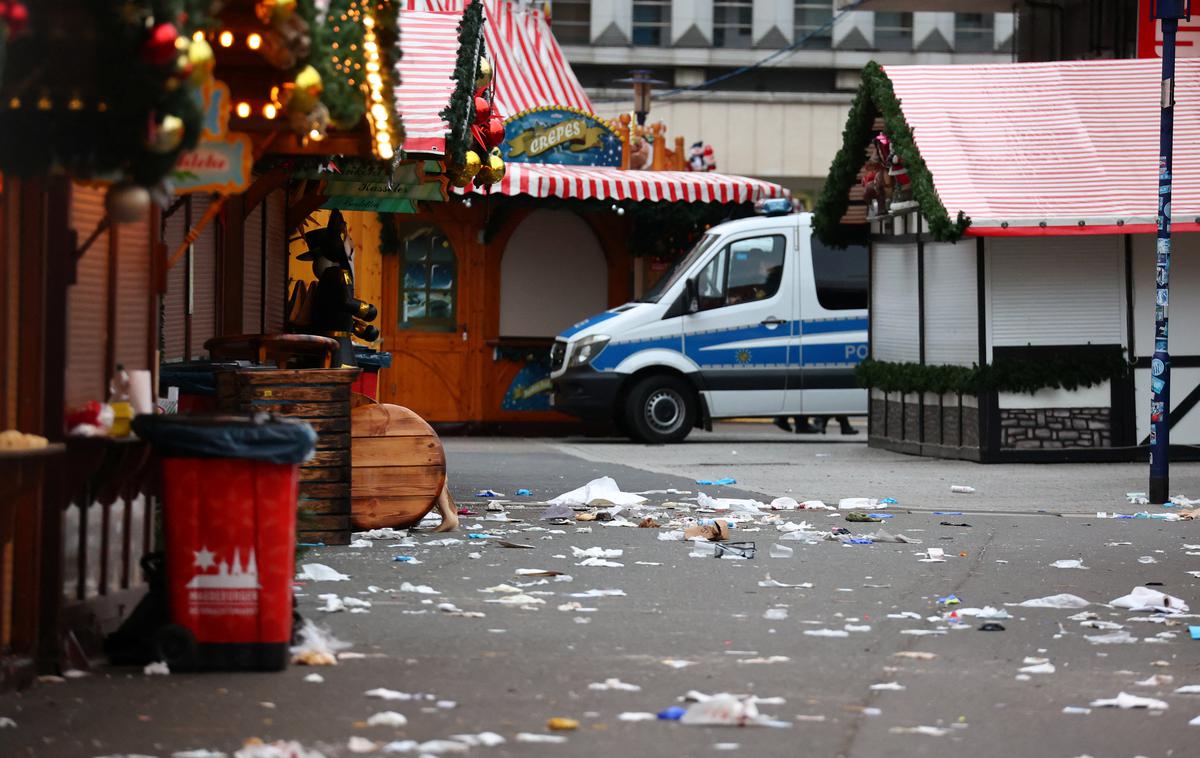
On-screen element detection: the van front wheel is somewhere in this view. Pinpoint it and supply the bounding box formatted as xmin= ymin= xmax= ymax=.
xmin=624 ymin=375 xmax=695 ymax=444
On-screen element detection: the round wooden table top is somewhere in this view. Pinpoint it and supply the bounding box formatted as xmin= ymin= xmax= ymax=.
xmin=350 ymin=403 xmax=447 ymax=530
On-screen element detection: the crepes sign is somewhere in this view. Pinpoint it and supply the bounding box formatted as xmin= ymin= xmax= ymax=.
xmin=502 ymin=107 xmax=621 ymax=167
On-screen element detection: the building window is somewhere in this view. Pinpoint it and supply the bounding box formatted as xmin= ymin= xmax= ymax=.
xmin=550 ymin=0 xmax=590 ymax=45
xmin=713 ymin=0 xmax=753 ymax=49
xmin=400 ymin=228 xmax=457 ymax=332
xmin=874 ymin=11 xmax=913 ymax=52
xmin=955 ymin=12 xmax=994 ymax=53
xmin=794 ymin=1 xmax=833 ymax=50
xmin=632 ymin=0 xmax=670 ymax=46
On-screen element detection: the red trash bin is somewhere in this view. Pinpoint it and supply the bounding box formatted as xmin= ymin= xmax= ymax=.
xmin=133 ymin=414 xmax=317 ymax=671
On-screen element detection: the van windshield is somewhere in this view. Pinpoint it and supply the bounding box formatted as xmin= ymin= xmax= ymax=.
xmin=637 ymin=234 xmax=717 ymax=303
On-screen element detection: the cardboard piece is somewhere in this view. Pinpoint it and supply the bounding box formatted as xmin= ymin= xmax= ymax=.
xmin=684 ymin=521 xmax=731 ymax=541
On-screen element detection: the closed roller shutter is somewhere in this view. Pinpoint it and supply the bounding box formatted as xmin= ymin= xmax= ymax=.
xmin=66 ymin=183 xmax=109 ymax=406
xmin=990 ymin=236 xmax=1124 ymax=348
xmin=160 ymin=203 xmax=187 ymax=362
xmin=871 ymin=242 xmax=920 ymax=363
xmin=113 ymin=215 xmax=152 ymax=371
xmin=190 ymin=194 xmax=218 ymax=357
xmin=923 ymin=241 xmax=978 ymax=367
xmin=243 ymin=200 xmax=264 ymax=334
xmin=264 ymin=191 xmax=288 ymax=333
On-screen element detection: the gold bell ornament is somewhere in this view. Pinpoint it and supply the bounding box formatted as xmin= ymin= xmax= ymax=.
xmin=447 ymin=150 xmax=482 ymax=188
xmin=287 ymin=65 xmax=324 ymax=114
xmin=475 ymin=57 xmax=493 ymax=91
xmin=476 ymin=148 xmax=506 ymax=186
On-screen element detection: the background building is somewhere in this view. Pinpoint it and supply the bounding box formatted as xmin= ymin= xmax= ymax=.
xmin=547 ymin=0 xmax=1015 ymax=201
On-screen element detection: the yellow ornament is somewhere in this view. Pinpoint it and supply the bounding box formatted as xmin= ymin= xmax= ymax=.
xmin=463 ymin=150 xmax=482 ymax=179
xmin=288 ymin=65 xmax=323 ymax=113
xmin=187 ymin=38 xmax=215 ymax=87
xmin=474 ymin=57 xmax=493 ymax=91
xmin=146 ymin=114 xmax=185 ymax=153
xmin=475 ymin=148 xmax=505 ymax=185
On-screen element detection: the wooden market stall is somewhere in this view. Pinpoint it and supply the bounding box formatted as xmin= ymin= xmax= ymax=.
xmin=0 ymin=0 xmax=410 ymax=687
xmin=304 ymin=0 xmax=790 ymax=431
xmin=815 ymin=58 xmax=1200 ymax=462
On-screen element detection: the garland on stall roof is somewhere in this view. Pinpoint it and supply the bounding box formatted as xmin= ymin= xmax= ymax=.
xmin=855 ymin=348 xmax=1131 ymax=396
xmin=812 ymin=61 xmax=970 ymax=248
xmin=439 ymin=0 xmax=486 ymax=166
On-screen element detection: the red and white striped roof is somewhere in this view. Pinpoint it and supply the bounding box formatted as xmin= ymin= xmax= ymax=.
xmin=397 ymin=0 xmax=593 ymax=154
xmin=886 ymin=58 xmax=1200 ymax=235
xmin=460 ymin=163 xmax=788 ymax=204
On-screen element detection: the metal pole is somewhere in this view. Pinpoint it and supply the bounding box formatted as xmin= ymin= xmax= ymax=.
xmin=1150 ymin=0 xmax=1190 ymax=504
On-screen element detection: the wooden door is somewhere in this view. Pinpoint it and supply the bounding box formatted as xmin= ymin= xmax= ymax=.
xmin=380 ymin=221 xmax=477 ymax=422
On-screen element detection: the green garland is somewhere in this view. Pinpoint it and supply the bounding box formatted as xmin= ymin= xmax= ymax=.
xmin=813 ymin=61 xmax=969 ymax=248
xmin=0 ymin=1 xmax=205 ymax=187
xmin=299 ymin=0 xmax=367 ymax=128
xmin=439 ymin=0 xmax=486 ymax=165
xmin=856 ymin=348 xmax=1130 ymax=396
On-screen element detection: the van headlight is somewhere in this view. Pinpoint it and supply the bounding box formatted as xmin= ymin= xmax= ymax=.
xmin=568 ymin=335 xmax=610 ymax=367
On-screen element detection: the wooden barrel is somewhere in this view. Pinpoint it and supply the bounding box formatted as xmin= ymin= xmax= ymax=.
xmin=351 ymin=404 xmax=446 ymax=530
xmin=217 ymin=368 xmax=359 ymax=546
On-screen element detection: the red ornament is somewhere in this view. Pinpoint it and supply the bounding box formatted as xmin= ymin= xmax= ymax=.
xmin=141 ymin=22 xmax=180 ymax=67
xmin=470 ymin=124 xmax=488 ymax=153
xmin=3 ymin=2 xmax=29 ymax=36
xmin=473 ymin=96 xmax=490 ymax=126
xmin=484 ymin=115 xmax=505 ymax=149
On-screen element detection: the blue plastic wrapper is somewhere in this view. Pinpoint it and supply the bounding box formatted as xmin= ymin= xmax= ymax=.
xmin=658 ymin=706 xmax=686 ymax=721
xmin=393 ymin=555 xmax=415 ymax=562
xmin=516 ymin=488 xmax=532 ymax=496
xmin=696 ymin=477 xmax=737 ymax=485
xmin=844 ymin=537 xmax=873 ymax=545
xmin=132 ymin=413 xmax=317 ymax=464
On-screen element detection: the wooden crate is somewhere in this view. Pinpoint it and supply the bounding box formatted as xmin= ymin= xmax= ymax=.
xmin=217 ymin=368 xmax=359 ymax=546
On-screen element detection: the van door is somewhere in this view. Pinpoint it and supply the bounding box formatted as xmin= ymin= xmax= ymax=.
xmin=682 ymin=230 xmax=794 ymax=417
xmin=783 ymin=232 xmax=869 ymax=415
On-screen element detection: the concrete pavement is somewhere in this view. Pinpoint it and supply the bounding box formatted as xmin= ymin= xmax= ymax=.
xmin=2 ymin=428 xmax=1199 ymax=757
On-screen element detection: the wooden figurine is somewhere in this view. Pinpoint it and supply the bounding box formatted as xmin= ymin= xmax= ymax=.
xmin=296 ymin=210 xmax=379 ymax=367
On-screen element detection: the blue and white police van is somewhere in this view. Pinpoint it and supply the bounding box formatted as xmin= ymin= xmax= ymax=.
xmin=549 ymin=200 xmax=869 ymax=443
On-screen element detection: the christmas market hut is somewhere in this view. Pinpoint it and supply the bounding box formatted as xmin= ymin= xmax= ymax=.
xmin=815 ymin=58 xmax=1200 ymax=462
xmin=301 ymin=0 xmax=789 ymax=432
xmin=0 ymin=0 xmax=409 ymax=687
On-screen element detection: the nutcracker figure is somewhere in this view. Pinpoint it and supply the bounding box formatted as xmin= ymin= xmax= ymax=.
xmin=296 ymin=210 xmax=379 ymax=367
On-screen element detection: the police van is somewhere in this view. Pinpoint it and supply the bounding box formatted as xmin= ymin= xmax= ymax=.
xmin=549 ymin=201 xmax=869 ymax=443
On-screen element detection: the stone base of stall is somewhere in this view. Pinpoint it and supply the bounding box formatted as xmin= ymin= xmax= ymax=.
xmin=869 ymin=389 xmax=985 ymax=461
xmin=869 ymin=387 xmax=1145 ymax=462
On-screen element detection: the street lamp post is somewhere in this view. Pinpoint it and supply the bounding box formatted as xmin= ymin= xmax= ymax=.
xmin=615 ymin=70 xmax=666 ymax=126
xmin=1149 ymin=0 xmax=1191 ymax=504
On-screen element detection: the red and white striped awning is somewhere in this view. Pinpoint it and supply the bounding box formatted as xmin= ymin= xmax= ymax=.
xmin=397 ymin=1 xmax=593 ymax=155
xmin=461 ymin=163 xmax=789 ymax=204
xmin=886 ymin=58 xmax=1200 ymax=235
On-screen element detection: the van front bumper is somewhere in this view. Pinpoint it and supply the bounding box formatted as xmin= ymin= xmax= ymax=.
xmin=551 ymin=367 xmax=623 ymax=422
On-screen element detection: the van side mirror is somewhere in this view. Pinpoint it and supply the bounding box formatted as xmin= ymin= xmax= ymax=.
xmin=685 ymin=278 xmax=699 ymax=314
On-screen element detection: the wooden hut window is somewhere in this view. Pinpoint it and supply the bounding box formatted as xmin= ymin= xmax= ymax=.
xmin=399 ymin=228 xmax=456 ymax=332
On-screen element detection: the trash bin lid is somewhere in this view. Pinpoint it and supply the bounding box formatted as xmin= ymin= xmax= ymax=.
xmin=132 ymin=413 xmax=317 ymax=464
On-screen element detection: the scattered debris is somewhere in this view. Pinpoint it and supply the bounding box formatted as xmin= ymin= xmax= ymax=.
xmin=296 ymin=563 xmax=350 ymax=582
xmin=1089 ymin=692 xmax=1169 ymax=710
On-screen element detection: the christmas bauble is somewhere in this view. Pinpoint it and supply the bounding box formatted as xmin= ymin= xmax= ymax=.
xmin=141 ymin=23 xmax=179 ymax=67
xmin=289 ymin=65 xmax=323 ymax=113
xmin=105 ymin=183 xmax=152 ymax=223
xmin=473 ymin=96 xmax=490 ymax=125
xmin=187 ymin=38 xmax=215 ymax=86
xmin=486 ymin=149 xmax=506 ymax=183
xmin=474 ymin=57 xmax=493 ymax=91
xmin=146 ymin=114 xmax=185 ymax=153
xmin=446 ymin=165 xmax=473 ymax=188
xmin=4 ymin=2 xmax=29 ymax=36
xmin=463 ymin=150 xmax=482 ymax=178
xmin=484 ymin=115 xmax=505 ymax=150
